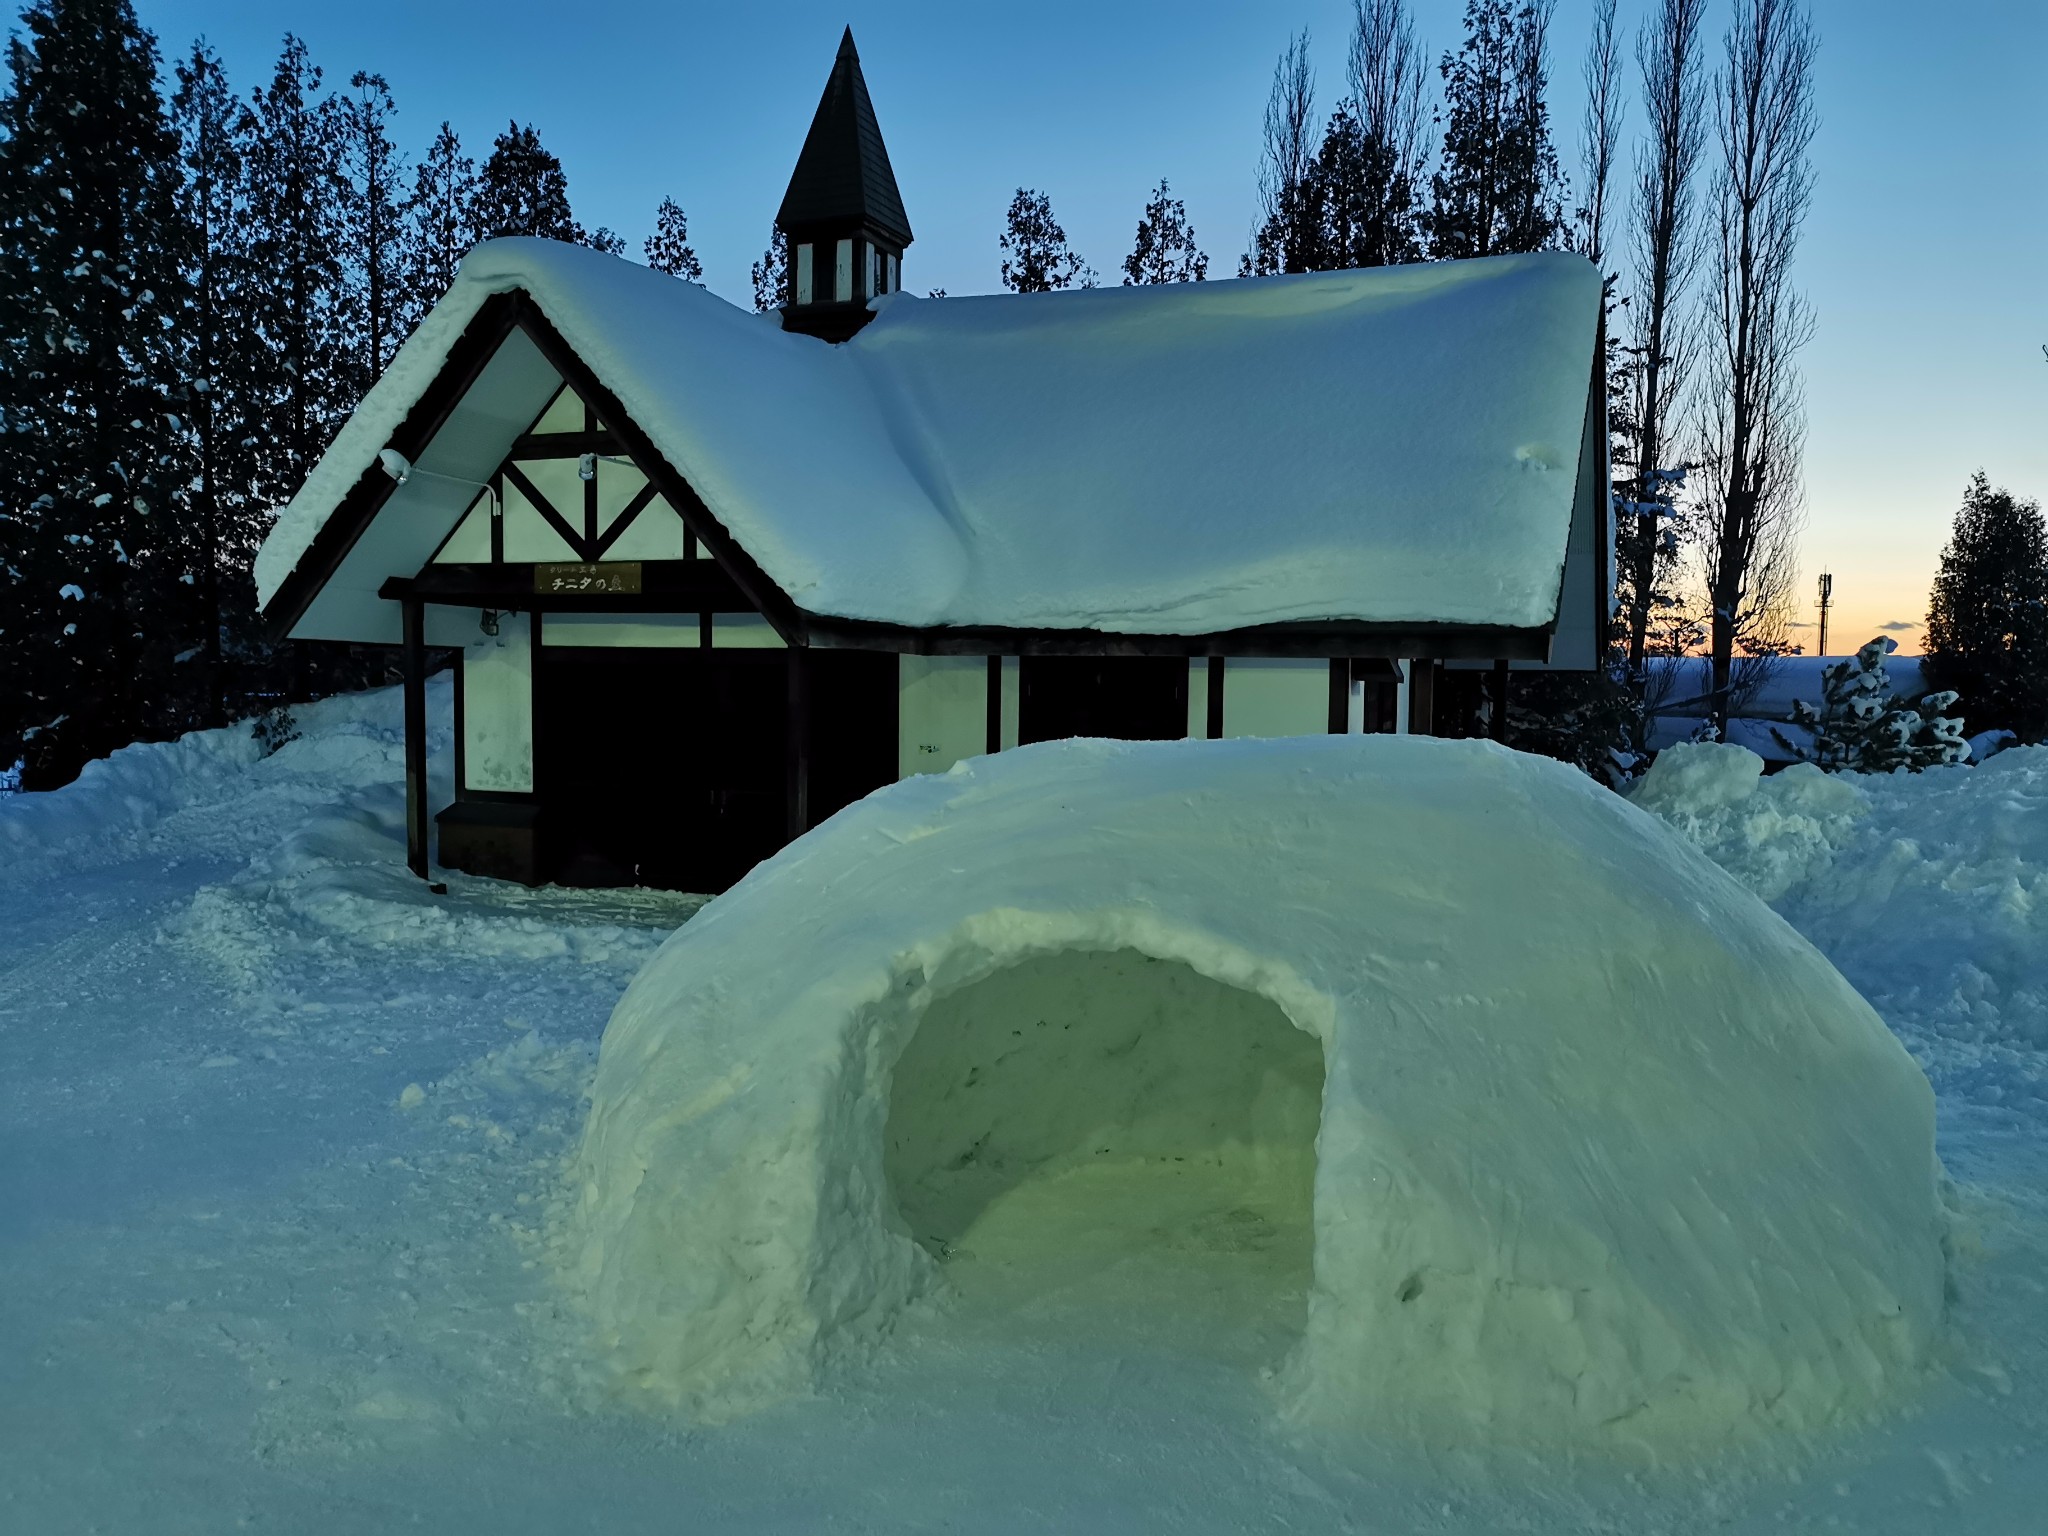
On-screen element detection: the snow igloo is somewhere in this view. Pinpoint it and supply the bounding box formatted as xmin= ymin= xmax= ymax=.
xmin=565 ymin=735 xmax=1946 ymax=1452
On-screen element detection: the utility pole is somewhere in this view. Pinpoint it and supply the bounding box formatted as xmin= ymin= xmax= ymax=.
xmin=1815 ymin=572 xmax=1833 ymax=657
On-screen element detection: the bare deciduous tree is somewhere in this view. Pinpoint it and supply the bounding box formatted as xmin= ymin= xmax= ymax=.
xmin=1696 ymin=0 xmax=1817 ymax=727
xmin=1348 ymin=0 xmax=1430 ymax=199
xmin=1620 ymin=0 xmax=1710 ymax=677
xmin=1577 ymin=0 xmax=1621 ymax=264
xmin=1242 ymin=31 xmax=1317 ymax=275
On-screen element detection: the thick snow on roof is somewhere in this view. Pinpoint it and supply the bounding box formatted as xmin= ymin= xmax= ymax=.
xmin=565 ymin=734 xmax=1944 ymax=1450
xmin=258 ymin=239 xmax=1601 ymax=636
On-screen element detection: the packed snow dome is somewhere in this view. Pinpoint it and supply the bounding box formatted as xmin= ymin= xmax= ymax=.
xmin=564 ymin=735 xmax=1947 ymax=1453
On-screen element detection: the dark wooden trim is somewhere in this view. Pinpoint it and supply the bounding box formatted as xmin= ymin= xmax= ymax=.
xmin=263 ymin=294 xmax=524 ymax=638
xmin=454 ymin=786 xmax=539 ymax=806
xmin=591 ymin=481 xmax=663 ymax=559
xmin=1328 ymin=659 xmax=1350 ymax=734
xmin=451 ymin=639 xmax=466 ymax=793
xmin=582 ymin=435 xmax=599 ymax=547
xmin=508 ymin=298 xmax=805 ymax=646
xmin=1409 ymin=659 xmax=1436 ymax=737
xmin=488 ymin=470 xmax=504 ymax=564
xmin=699 ymin=610 xmax=711 ymax=649
xmin=1206 ymin=656 xmax=1225 ymax=739
xmin=1492 ymin=658 xmax=1511 ymax=742
xmin=508 ymin=429 xmax=622 ymax=459
xmin=401 ymin=595 xmax=429 ymax=878
xmin=501 ymin=461 xmax=592 ymax=560
xmin=985 ymin=654 xmax=1002 ymax=755
xmin=388 ymin=560 xmax=748 ymax=612
xmin=786 ymin=648 xmax=811 ymax=839
xmin=1587 ymin=308 xmax=1612 ymax=658
xmin=802 ymin=615 xmax=1553 ymax=662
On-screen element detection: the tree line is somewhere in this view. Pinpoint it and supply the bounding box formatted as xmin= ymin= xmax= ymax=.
xmin=990 ymin=0 xmax=1826 ymax=775
xmin=0 ymin=0 xmax=727 ymax=788
xmin=9 ymin=0 xmax=2031 ymax=792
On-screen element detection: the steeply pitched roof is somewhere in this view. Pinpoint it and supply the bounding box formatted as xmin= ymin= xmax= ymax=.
xmin=256 ymin=240 xmax=1605 ymax=653
xmin=775 ymin=28 xmax=912 ymax=247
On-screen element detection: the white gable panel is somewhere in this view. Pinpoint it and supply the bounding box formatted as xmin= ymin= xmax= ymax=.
xmin=432 ymin=494 xmax=494 ymax=563
xmin=279 ymin=325 xmax=560 ymax=643
xmin=600 ymin=501 xmax=687 ymax=561
xmin=596 ymin=460 xmax=648 ymax=532
xmin=530 ymin=385 xmax=584 ymax=434
xmin=501 ymin=489 xmax=580 ymax=563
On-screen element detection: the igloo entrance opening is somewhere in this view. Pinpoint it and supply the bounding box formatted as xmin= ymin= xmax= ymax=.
xmin=883 ymin=948 xmax=1324 ymax=1352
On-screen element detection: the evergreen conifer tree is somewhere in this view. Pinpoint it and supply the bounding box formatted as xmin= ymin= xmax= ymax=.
xmin=1427 ymin=0 xmax=1567 ymax=259
xmin=169 ymin=39 xmax=265 ymax=731
xmin=336 ymin=71 xmax=408 ymax=392
xmin=243 ymin=35 xmax=348 ymax=499
xmin=1788 ymin=636 xmax=1967 ymax=772
xmin=1121 ymin=180 xmax=1207 ymax=285
xmin=0 ymin=0 xmax=190 ymax=786
xmin=999 ymin=189 xmax=1095 ymax=292
xmin=399 ymin=121 xmax=476 ymax=323
xmin=471 ymin=121 xmax=581 ymax=242
xmin=644 ymin=197 xmax=703 ymax=281
xmin=750 ymin=226 xmax=787 ymax=310
xmin=1925 ymin=472 xmax=2048 ymax=742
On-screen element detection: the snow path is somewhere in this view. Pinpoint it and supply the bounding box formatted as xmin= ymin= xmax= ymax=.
xmin=3 ymin=706 xmax=2047 ymax=1532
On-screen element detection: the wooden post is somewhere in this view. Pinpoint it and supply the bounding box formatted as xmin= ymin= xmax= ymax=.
xmin=786 ymin=646 xmax=811 ymax=841
xmin=1492 ymin=658 xmax=1511 ymax=742
xmin=1206 ymin=654 xmax=1225 ymax=739
xmin=1408 ymin=659 xmax=1436 ymax=736
xmin=985 ymin=654 xmax=1002 ymax=756
xmin=401 ymin=592 xmax=429 ymax=879
xmin=1327 ymin=658 xmax=1351 ymax=733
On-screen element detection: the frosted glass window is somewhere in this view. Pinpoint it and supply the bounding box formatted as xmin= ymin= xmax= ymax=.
xmin=887 ymin=253 xmax=899 ymax=293
xmin=795 ymin=243 xmax=814 ymax=305
xmin=834 ymin=239 xmax=852 ymax=303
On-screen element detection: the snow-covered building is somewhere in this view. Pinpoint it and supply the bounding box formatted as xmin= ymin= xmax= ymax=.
xmin=255 ymin=30 xmax=1610 ymax=890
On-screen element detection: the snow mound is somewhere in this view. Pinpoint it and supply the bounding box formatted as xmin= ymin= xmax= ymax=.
xmin=1630 ymin=742 xmax=1868 ymax=900
xmin=1633 ymin=743 xmax=2048 ymax=1051
xmin=565 ymin=735 xmax=1945 ymax=1453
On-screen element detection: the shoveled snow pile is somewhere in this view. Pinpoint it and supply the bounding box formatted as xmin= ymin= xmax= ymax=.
xmin=1636 ymin=741 xmax=2048 ymax=1051
xmin=565 ymin=734 xmax=1947 ymax=1453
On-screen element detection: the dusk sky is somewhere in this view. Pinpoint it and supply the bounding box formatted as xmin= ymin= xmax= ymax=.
xmin=129 ymin=0 xmax=2047 ymax=655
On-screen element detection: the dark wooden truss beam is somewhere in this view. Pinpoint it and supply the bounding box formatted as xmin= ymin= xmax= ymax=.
xmin=500 ymin=461 xmax=593 ymax=560
xmin=508 ymin=429 xmax=622 ymax=459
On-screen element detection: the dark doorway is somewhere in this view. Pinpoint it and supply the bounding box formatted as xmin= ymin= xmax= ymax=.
xmin=1018 ymin=656 xmax=1189 ymax=745
xmin=809 ymin=650 xmax=900 ymax=825
xmin=535 ymin=644 xmax=785 ymax=892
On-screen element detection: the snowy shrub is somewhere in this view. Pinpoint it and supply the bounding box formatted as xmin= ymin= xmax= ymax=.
xmin=1783 ymin=636 xmax=1968 ymax=772
xmin=250 ymin=704 xmax=301 ymax=757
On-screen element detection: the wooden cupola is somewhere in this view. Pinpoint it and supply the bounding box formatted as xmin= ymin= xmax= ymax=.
xmin=776 ymin=27 xmax=913 ymax=343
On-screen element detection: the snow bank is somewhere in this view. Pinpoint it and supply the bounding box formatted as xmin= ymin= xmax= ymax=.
xmin=0 ymin=685 xmax=422 ymax=872
xmin=565 ymin=735 xmax=1945 ymax=1453
xmin=1630 ymin=742 xmax=1868 ymax=900
xmin=1634 ymin=743 xmax=2048 ymax=1050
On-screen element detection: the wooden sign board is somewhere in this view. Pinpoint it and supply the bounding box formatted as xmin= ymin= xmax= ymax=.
xmin=535 ymin=562 xmax=642 ymax=595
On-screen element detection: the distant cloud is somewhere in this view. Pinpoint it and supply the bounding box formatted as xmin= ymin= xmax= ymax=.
xmin=1786 ymin=620 xmax=1816 ymax=630
xmin=1877 ymin=620 xmax=1918 ymax=632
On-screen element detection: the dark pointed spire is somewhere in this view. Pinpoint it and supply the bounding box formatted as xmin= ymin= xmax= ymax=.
xmin=776 ymin=27 xmax=912 ymax=249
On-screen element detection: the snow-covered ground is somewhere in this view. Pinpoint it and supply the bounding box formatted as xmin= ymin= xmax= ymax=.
xmin=3 ymin=693 xmax=2045 ymax=1532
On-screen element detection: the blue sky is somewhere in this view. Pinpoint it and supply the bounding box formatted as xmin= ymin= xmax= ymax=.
xmin=126 ymin=0 xmax=2048 ymax=651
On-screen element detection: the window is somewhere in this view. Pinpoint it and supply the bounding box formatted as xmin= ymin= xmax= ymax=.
xmin=871 ymin=246 xmax=887 ymax=297
xmin=888 ymin=252 xmax=899 ymax=294
xmin=795 ymin=243 xmax=814 ymax=305
xmin=834 ymin=238 xmax=853 ymax=303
